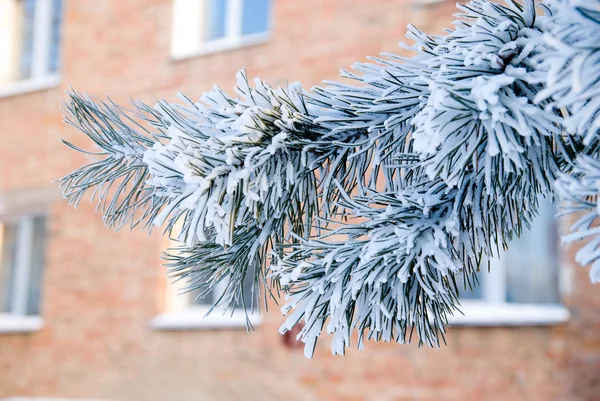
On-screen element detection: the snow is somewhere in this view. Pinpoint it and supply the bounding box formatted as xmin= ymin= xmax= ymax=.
xmin=60 ymin=0 xmax=600 ymax=359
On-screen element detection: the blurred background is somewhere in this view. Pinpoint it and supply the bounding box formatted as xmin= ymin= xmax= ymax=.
xmin=0 ymin=0 xmax=598 ymax=400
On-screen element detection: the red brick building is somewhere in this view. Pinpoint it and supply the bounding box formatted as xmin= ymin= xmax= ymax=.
xmin=0 ymin=1 xmax=598 ymax=400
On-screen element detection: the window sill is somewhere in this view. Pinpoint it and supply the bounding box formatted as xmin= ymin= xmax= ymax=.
xmin=448 ymin=301 xmax=570 ymax=327
xmin=171 ymin=33 xmax=270 ymax=61
xmin=0 ymin=75 xmax=61 ymax=99
xmin=150 ymin=309 xmax=263 ymax=331
xmin=0 ymin=314 xmax=43 ymax=333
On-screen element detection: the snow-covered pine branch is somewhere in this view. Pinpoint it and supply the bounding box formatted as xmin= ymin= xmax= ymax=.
xmin=60 ymin=93 xmax=163 ymax=231
xmin=273 ymin=0 xmax=580 ymax=357
xmin=60 ymin=72 xmax=326 ymax=316
xmin=59 ymin=0 xmax=597 ymax=358
xmin=534 ymin=0 xmax=600 ymax=283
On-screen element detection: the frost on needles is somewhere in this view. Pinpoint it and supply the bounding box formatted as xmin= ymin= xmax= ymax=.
xmin=59 ymin=0 xmax=598 ymax=358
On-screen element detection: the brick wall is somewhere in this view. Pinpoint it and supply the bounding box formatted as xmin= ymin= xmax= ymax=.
xmin=0 ymin=1 xmax=598 ymax=400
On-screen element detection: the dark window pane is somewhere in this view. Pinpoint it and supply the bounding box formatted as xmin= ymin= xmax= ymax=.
xmin=189 ymin=270 xmax=256 ymax=309
xmin=26 ymin=216 xmax=47 ymax=316
xmin=0 ymin=222 xmax=18 ymax=313
xmin=19 ymin=0 xmax=37 ymax=79
xmin=505 ymin=199 xmax=560 ymax=304
xmin=47 ymin=0 xmax=63 ymax=74
xmin=239 ymin=270 xmax=255 ymax=308
xmin=190 ymin=286 xmax=214 ymax=306
xmin=456 ymin=269 xmax=483 ymax=300
xmin=241 ymin=0 xmax=271 ymax=35
xmin=205 ymin=0 xmax=226 ymax=41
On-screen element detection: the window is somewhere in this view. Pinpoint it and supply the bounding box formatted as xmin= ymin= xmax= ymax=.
xmin=450 ymin=199 xmax=570 ymax=326
xmin=171 ymin=0 xmax=272 ymax=59
xmin=0 ymin=0 xmax=64 ymax=96
xmin=152 ymin=274 xmax=262 ymax=330
xmin=151 ymin=228 xmax=262 ymax=330
xmin=0 ymin=214 xmax=47 ymax=332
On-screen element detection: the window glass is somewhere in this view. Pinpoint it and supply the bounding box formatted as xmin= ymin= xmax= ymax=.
xmin=241 ymin=0 xmax=271 ymax=35
xmin=505 ymin=199 xmax=560 ymax=304
xmin=457 ymin=269 xmax=483 ymax=300
xmin=0 ymin=222 xmax=18 ymax=313
xmin=47 ymin=0 xmax=63 ymax=74
xmin=19 ymin=0 xmax=36 ymax=80
xmin=190 ymin=270 xmax=255 ymax=309
xmin=456 ymin=198 xmax=560 ymax=304
xmin=204 ymin=0 xmax=226 ymax=41
xmin=26 ymin=216 xmax=47 ymax=316
xmin=190 ymin=285 xmax=213 ymax=306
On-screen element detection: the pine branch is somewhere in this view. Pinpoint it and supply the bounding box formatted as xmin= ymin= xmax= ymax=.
xmin=536 ymin=0 xmax=600 ymax=283
xmin=59 ymin=91 xmax=164 ymax=231
xmin=58 ymin=0 xmax=597 ymax=358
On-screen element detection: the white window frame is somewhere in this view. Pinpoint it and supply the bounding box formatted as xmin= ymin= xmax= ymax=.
xmin=171 ymin=0 xmax=272 ymax=60
xmin=0 ymin=0 xmax=62 ymax=98
xmin=0 ymin=212 xmax=46 ymax=333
